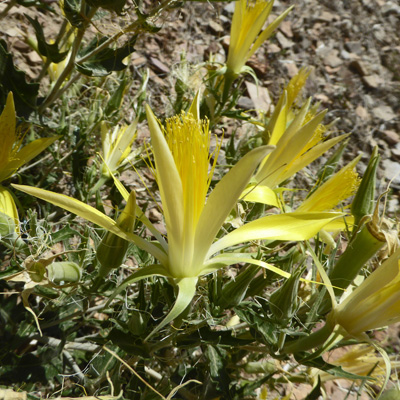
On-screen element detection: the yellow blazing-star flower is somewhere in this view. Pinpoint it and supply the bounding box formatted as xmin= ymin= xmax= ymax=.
xmin=329 ymin=247 xmax=400 ymax=336
xmin=242 ymin=71 xmax=348 ymax=207
xmin=100 ymin=119 xmax=138 ymax=179
xmin=312 ymin=345 xmax=400 ymax=385
xmin=0 ymin=92 xmax=59 ymax=183
xmin=226 ymin=0 xmax=292 ymax=76
xmin=297 ymin=157 xmax=361 ymax=213
xmin=13 ymin=96 xmax=344 ymax=337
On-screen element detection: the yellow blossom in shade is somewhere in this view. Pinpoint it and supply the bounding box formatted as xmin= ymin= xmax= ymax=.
xmin=329 ymin=247 xmax=400 ymax=336
xmin=226 ymin=0 xmax=293 ymax=76
xmin=0 ymin=92 xmax=59 ymax=183
xmin=297 ymin=156 xmax=361 ymax=213
xmin=0 ymin=185 xmax=19 ymax=234
xmin=312 ymin=345 xmax=400 ymax=385
xmin=242 ymin=97 xmax=348 ymax=206
xmin=100 ymin=119 xmax=138 ymax=179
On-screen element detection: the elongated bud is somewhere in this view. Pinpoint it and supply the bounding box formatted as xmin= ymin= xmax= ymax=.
xmin=47 ymin=261 xmax=82 ymax=284
xmin=351 ymin=146 xmax=379 ymax=230
xmin=218 ymin=265 xmax=260 ymax=308
xmin=269 ymin=267 xmax=304 ymax=323
xmin=97 ymin=191 xmax=136 ymax=278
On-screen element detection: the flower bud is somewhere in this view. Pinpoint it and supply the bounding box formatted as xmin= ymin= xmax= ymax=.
xmin=97 ymin=191 xmax=136 ymax=278
xmin=47 ymin=261 xmax=82 ymax=284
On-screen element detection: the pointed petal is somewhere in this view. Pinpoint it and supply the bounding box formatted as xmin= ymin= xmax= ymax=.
xmin=146 ymin=105 xmax=183 ymax=249
xmin=0 ymin=92 xmax=16 ymax=164
xmin=188 ymin=90 xmax=201 ymax=120
xmin=247 ymin=6 xmax=293 ymax=60
xmin=12 ymin=184 xmax=168 ymax=264
xmin=0 ymin=185 xmax=19 ymax=233
xmin=0 ymin=136 xmax=58 ymax=182
xmin=240 ymin=184 xmax=280 ymax=207
xmin=195 ymin=145 xmax=274 ymax=263
xmin=145 ymin=277 xmax=198 ymax=340
xmin=208 ymin=211 xmax=344 ymax=257
xmin=281 ymin=134 xmax=349 ymax=183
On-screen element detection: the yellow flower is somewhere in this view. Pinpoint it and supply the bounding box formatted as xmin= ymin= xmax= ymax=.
xmin=312 ymin=345 xmax=400 ymax=387
xmin=242 ymin=69 xmax=348 ymax=207
xmin=0 ymin=186 xmax=19 ymax=235
xmin=0 ymin=92 xmax=59 ymax=183
xmin=226 ymin=0 xmax=292 ymax=76
xmin=297 ymin=157 xmax=361 ymax=213
xmin=100 ymin=119 xmax=138 ymax=179
xmin=13 ymin=95 xmax=345 ymax=336
xmin=330 ymin=247 xmax=400 ymax=336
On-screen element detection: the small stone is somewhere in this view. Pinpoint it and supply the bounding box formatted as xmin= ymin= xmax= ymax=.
xmin=284 ymin=62 xmax=298 ymax=78
xmin=323 ymin=50 xmax=343 ymax=68
xmin=208 ymin=20 xmax=224 ymax=34
xmin=148 ymin=208 xmax=162 ymax=223
xmin=349 ymin=60 xmax=371 ymax=76
xmin=373 ymin=105 xmax=396 ymax=121
xmin=245 ymin=81 xmax=272 ymax=113
xmin=267 ymin=43 xmax=281 ymax=53
xmin=237 ymin=96 xmax=253 ymax=110
xmin=131 ymin=56 xmax=147 ymax=67
xmin=356 ymin=105 xmax=370 ymax=120
xmin=314 ymin=93 xmax=331 ymax=104
xmin=279 ymin=20 xmax=293 ymax=38
xmin=276 ymin=32 xmax=293 ymax=49
xmin=149 ymin=57 xmax=170 ymax=74
xmin=345 ymin=41 xmax=364 ymax=55
xmin=316 ymin=11 xmax=337 ymax=22
xmin=13 ymin=40 xmax=30 ymax=52
xmin=362 ymin=74 xmax=381 ymax=89
xmin=26 ymin=51 xmax=42 ymax=65
xmin=381 ymin=130 xmax=400 ymax=145
xmin=382 ymin=159 xmax=400 ymax=184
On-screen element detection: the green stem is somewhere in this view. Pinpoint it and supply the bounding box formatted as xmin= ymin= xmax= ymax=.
xmin=76 ymin=0 xmax=174 ymax=65
xmin=0 ymin=0 xmax=17 ymax=19
xmin=39 ymin=5 xmax=97 ymax=111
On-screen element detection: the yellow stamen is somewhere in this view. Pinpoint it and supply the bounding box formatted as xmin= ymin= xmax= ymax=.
xmin=164 ymin=112 xmax=220 ymax=230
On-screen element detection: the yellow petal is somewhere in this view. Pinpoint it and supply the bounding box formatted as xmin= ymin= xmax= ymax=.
xmin=240 ymin=184 xmax=280 ymax=207
xmin=194 ymin=145 xmax=274 ymax=266
xmin=146 ymin=105 xmax=184 ymax=250
xmin=12 ymin=184 xmax=168 ymax=264
xmin=208 ymin=211 xmax=344 ymax=257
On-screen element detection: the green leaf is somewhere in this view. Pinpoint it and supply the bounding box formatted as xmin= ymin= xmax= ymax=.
xmin=76 ymin=36 xmax=136 ymax=77
xmin=86 ymin=0 xmax=126 ymax=14
xmin=0 ymin=40 xmax=39 ymax=118
xmin=25 ymin=15 xmax=69 ymax=63
xmin=61 ymin=0 xmax=86 ymax=27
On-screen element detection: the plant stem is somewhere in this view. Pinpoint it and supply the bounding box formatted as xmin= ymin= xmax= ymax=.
xmin=39 ymin=5 xmax=97 ymax=112
xmin=0 ymin=0 xmax=17 ymax=19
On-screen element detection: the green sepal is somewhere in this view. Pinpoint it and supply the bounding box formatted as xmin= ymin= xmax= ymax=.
xmin=351 ymin=146 xmax=379 ymax=229
xmin=217 ymin=265 xmax=260 ymax=308
xmin=269 ymin=266 xmax=304 ymax=323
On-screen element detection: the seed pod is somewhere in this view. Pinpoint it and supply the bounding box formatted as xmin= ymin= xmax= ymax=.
xmin=97 ymin=191 xmax=136 ymax=278
xmin=47 ymin=261 xmax=82 ymax=284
